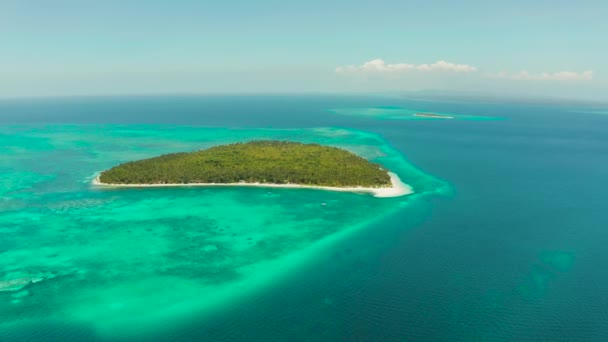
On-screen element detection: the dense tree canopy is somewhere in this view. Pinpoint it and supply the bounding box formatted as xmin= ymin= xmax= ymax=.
xmin=99 ymin=140 xmax=391 ymax=187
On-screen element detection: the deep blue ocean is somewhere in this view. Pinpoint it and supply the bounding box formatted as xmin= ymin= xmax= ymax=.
xmin=1 ymin=95 xmax=607 ymax=341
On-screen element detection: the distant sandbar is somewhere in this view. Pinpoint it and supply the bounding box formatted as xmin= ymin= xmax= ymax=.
xmin=414 ymin=112 xmax=454 ymax=119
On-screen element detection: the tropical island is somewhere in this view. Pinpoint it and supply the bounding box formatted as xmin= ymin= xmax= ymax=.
xmin=94 ymin=140 xmax=412 ymax=197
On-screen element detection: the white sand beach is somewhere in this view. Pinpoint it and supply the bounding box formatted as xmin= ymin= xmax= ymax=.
xmin=92 ymin=172 xmax=413 ymax=198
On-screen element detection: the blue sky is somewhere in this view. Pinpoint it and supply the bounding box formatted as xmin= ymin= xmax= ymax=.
xmin=1 ymin=0 xmax=606 ymax=100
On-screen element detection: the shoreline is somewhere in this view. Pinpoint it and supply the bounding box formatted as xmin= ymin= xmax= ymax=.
xmin=92 ymin=172 xmax=413 ymax=198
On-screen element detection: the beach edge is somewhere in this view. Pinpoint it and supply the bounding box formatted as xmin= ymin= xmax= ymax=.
xmin=92 ymin=172 xmax=413 ymax=198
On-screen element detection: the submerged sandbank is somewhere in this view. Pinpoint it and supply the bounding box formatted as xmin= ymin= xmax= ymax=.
xmin=330 ymin=107 xmax=501 ymax=121
xmin=414 ymin=113 xmax=454 ymax=119
xmin=92 ymin=172 xmax=413 ymax=198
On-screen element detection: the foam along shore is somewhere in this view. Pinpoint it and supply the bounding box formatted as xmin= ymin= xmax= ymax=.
xmin=92 ymin=172 xmax=413 ymax=198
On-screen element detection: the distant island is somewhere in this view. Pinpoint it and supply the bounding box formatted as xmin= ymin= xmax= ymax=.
xmin=95 ymin=141 xmax=412 ymax=197
xmin=414 ymin=112 xmax=454 ymax=119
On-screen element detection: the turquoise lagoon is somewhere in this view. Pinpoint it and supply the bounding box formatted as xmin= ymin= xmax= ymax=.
xmin=0 ymin=125 xmax=446 ymax=339
xmin=2 ymin=95 xmax=607 ymax=341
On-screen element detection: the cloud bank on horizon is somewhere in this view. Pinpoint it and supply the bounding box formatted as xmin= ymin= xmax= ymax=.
xmin=492 ymin=70 xmax=593 ymax=81
xmin=337 ymin=59 xmax=593 ymax=82
xmin=336 ymin=59 xmax=477 ymax=73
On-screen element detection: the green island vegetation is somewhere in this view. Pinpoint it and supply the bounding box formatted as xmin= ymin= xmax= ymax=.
xmin=98 ymin=140 xmax=392 ymax=187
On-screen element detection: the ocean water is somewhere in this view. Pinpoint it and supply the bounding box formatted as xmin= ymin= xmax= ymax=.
xmin=1 ymin=95 xmax=607 ymax=341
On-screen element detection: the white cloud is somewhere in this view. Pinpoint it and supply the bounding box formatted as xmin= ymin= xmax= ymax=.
xmin=493 ymin=70 xmax=593 ymax=81
xmin=336 ymin=59 xmax=477 ymax=74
